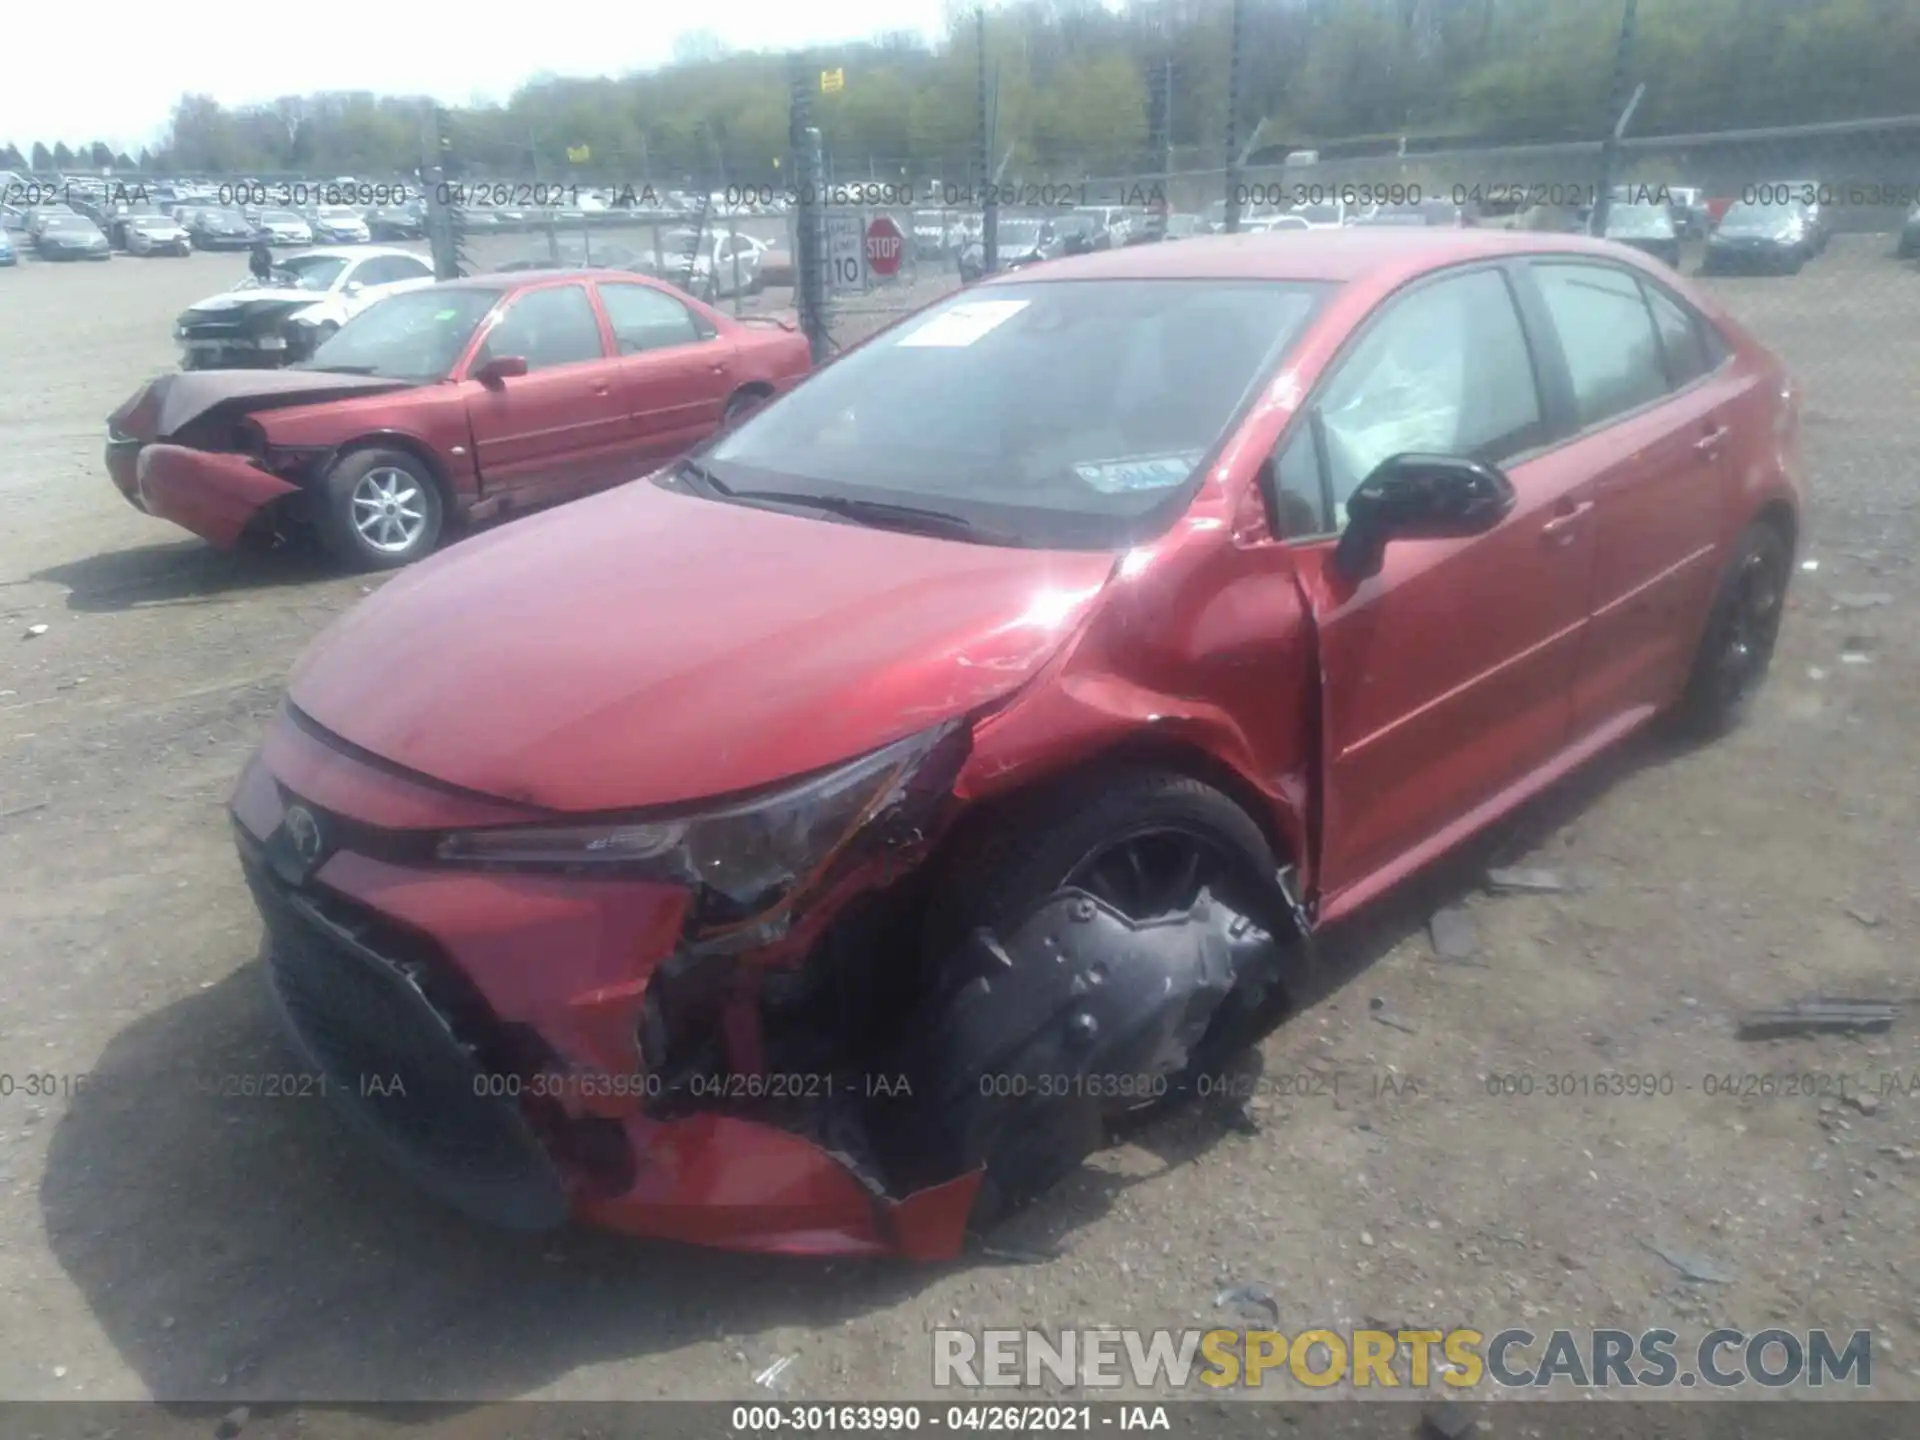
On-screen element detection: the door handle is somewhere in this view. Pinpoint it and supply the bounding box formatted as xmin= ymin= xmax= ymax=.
xmin=1695 ymin=424 xmax=1730 ymax=453
xmin=709 ymin=361 xmax=728 ymax=374
xmin=1541 ymin=499 xmax=1594 ymax=544
xmin=591 ymin=381 xmax=611 ymax=396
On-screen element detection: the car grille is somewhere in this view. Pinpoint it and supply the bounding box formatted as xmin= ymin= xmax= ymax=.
xmin=240 ymin=837 xmax=570 ymax=1230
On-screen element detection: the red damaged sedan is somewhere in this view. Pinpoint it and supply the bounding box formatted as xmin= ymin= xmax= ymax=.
xmin=232 ymin=229 xmax=1802 ymax=1256
xmin=106 ymin=270 xmax=810 ymax=569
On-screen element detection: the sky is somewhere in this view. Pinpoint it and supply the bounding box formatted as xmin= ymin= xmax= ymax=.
xmin=0 ymin=0 xmax=955 ymax=155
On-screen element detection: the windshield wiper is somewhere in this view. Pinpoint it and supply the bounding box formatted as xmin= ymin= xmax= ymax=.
xmin=299 ymin=363 xmax=380 ymax=375
xmin=679 ymin=462 xmax=1016 ymax=544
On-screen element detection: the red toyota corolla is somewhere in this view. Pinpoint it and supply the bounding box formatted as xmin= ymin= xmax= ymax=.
xmin=231 ymin=229 xmax=1802 ymax=1256
xmin=106 ymin=270 xmax=810 ymax=569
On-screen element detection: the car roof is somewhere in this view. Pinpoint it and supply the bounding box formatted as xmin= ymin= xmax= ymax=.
xmin=982 ymin=227 xmax=1658 ymax=287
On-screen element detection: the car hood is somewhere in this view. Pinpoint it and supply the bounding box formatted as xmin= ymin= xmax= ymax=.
xmin=108 ymin=369 xmax=419 ymax=441
xmin=287 ymin=480 xmax=1119 ymax=812
xmin=186 ymin=288 xmax=324 ymax=315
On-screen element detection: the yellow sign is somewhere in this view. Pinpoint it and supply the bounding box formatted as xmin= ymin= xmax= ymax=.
xmin=820 ymin=68 xmax=845 ymax=94
xmin=566 ymin=144 xmax=591 ymax=163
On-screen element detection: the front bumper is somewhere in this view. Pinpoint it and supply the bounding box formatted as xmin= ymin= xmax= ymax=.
xmin=229 ymin=726 xmax=982 ymax=1256
xmin=135 ymin=444 xmax=301 ymax=548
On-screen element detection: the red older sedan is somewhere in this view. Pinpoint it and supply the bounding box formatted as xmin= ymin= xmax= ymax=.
xmin=232 ymin=229 xmax=1801 ymax=1254
xmin=106 ymin=270 xmax=811 ymax=569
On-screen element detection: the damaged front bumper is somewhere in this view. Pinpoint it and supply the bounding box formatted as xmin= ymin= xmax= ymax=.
xmin=231 ymin=712 xmax=1286 ymax=1257
xmin=134 ymin=444 xmax=301 ymax=548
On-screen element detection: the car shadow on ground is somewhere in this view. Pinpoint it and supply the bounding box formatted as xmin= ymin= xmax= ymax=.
xmin=40 ymin=955 xmax=1150 ymax=1406
xmin=33 ymin=540 xmax=339 ymax=614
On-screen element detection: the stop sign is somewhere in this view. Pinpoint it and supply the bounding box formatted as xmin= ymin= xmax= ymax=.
xmin=865 ymin=215 xmax=905 ymax=277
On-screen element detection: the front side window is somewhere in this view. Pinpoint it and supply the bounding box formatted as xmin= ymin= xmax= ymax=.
xmin=1533 ymin=262 xmax=1670 ymax=428
xmin=302 ymin=287 xmax=500 ymax=380
xmin=474 ymin=284 xmax=606 ymax=371
xmin=1313 ymin=268 xmax=1544 ymax=529
xmin=703 ymin=278 xmax=1326 ymax=549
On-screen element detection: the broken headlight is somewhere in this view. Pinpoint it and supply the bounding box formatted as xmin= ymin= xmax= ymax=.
xmin=434 ymin=721 xmax=968 ymax=934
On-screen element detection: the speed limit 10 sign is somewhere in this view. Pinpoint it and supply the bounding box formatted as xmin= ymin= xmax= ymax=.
xmin=824 ymin=214 xmax=866 ymax=292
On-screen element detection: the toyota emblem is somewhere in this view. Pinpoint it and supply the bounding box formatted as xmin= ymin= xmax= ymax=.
xmin=283 ymin=805 xmax=326 ymax=867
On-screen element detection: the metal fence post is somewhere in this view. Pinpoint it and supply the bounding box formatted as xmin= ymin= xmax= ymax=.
xmin=978 ymin=8 xmax=998 ymax=274
xmin=1223 ymin=0 xmax=1245 ymax=234
xmin=1593 ymin=0 xmax=1641 ymax=235
xmin=790 ymin=57 xmax=829 ymax=361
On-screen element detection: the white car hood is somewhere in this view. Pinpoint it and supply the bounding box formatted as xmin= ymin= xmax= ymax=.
xmin=189 ymin=286 xmax=327 ymax=313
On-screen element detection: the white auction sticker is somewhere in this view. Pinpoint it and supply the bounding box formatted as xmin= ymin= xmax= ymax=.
xmin=897 ymin=300 xmax=1030 ymax=348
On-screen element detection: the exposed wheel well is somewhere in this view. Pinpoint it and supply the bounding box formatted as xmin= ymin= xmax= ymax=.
xmin=730 ymin=381 xmax=775 ymax=407
xmin=932 ymin=736 xmax=1297 ymax=883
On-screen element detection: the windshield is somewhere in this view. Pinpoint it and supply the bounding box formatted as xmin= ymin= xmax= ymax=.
xmin=1720 ymin=201 xmax=1803 ymax=232
xmin=131 ymin=215 xmax=176 ymax=229
xmin=1294 ymin=202 xmax=1341 ymax=225
xmin=45 ymin=215 xmax=91 ymax=230
xmin=1605 ymin=203 xmax=1675 ymax=237
xmin=261 ymin=210 xmax=303 ymax=224
xmin=298 ymin=287 xmax=498 ymax=380
xmin=270 ymin=254 xmax=350 ymax=290
xmin=701 ymin=278 xmax=1326 ymax=549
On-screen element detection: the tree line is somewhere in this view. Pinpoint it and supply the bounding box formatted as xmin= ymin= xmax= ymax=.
xmin=6 ymin=0 xmax=1915 ymax=186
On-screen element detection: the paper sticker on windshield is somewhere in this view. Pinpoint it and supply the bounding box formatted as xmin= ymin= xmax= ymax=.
xmin=1074 ymin=453 xmax=1204 ymax=494
xmin=898 ymin=300 xmax=1029 ymax=348
xmin=434 ymin=309 xmax=460 ymax=320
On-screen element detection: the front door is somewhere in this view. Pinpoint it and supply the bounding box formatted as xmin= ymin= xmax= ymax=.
xmin=461 ymin=281 xmax=629 ymax=503
xmin=1274 ymin=264 xmax=1599 ymax=910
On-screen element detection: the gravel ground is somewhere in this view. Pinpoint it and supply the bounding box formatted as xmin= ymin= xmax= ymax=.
xmin=1 ymin=230 xmax=1917 ymax=1430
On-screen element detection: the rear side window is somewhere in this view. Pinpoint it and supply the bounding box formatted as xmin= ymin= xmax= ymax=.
xmin=1641 ymin=282 xmax=1714 ymax=388
xmin=1532 ymin=262 xmax=1669 ymax=428
xmin=597 ymin=282 xmax=711 ymax=353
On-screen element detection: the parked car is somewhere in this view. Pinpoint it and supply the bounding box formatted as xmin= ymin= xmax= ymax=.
xmin=125 ymin=212 xmax=192 ymax=256
xmin=0 ymin=228 xmax=14 ymax=266
xmin=1244 ymin=213 xmax=1312 ymax=234
xmin=910 ymin=208 xmax=970 ymax=260
xmin=187 ymin=207 xmax=260 ymax=250
xmin=1896 ymin=199 xmax=1920 ymax=259
xmin=1287 ymin=198 xmax=1347 ymax=229
xmin=34 ymin=213 xmax=112 ymax=260
xmin=1664 ymin=186 xmax=1710 ymax=239
xmin=957 ymin=216 xmax=1063 ymax=280
xmin=307 ymin=205 xmax=371 ymax=244
xmin=257 ymin=209 xmax=315 ymax=246
xmin=112 ymin=271 xmax=812 ymax=569
xmin=1702 ymin=199 xmax=1813 ymax=275
xmin=173 ymin=247 xmax=438 ymax=369
xmin=1770 ymin=183 xmax=1831 ymax=254
xmin=1069 ymin=204 xmax=1130 ymax=248
xmin=368 ymin=202 xmax=426 ymax=240
xmin=24 ymin=204 xmax=78 ymax=240
xmin=217 ymin=228 xmax=1800 ymax=1253
xmin=1162 ymin=212 xmax=1206 ymax=239
xmin=1350 ymin=200 xmax=1466 ymax=228
xmin=1599 ymin=201 xmax=1682 ymax=267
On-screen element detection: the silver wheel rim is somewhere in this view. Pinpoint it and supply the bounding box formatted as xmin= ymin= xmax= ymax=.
xmin=351 ymin=467 xmax=429 ymax=553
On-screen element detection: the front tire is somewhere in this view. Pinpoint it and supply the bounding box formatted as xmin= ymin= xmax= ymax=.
xmin=1672 ymin=521 xmax=1791 ymax=739
xmin=318 ymin=449 xmax=444 ymax=571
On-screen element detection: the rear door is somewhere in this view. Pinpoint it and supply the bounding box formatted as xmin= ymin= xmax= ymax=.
xmin=1518 ymin=259 xmax=1741 ymax=731
xmin=594 ymin=279 xmax=739 ymax=462
xmin=1273 ymin=263 xmax=1598 ymax=911
xmin=461 ymin=281 xmax=629 ymax=503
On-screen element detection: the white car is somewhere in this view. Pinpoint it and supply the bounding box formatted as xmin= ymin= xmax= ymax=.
xmin=256 ymin=209 xmax=315 ymax=246
xmin=1288 ymin=198 xmax=1348 ymax=229
xmin=173 ymin=246 xmax=438 ymax=369
xmin=1244 ymin=213 xmax=1312 ymax=234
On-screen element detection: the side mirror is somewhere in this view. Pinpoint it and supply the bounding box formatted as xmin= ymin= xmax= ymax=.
xmin=473 ymin=355 xmax=529 ymax=386
xmin=1332 ymin=452 xmax=1516 ymax=582
xmin=343 ymin=280 xmax=364 ymax=297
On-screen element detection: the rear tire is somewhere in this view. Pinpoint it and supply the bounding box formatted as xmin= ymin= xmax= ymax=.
xmin=317 ymin=448 xmax=445 ymax=572
xmin=1671 ymin=521 xmax=1791 ymax=739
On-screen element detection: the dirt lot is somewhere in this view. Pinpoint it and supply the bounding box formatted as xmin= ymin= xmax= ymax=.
xmin=1 ymin=232 xmax=1918 ymax=1425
